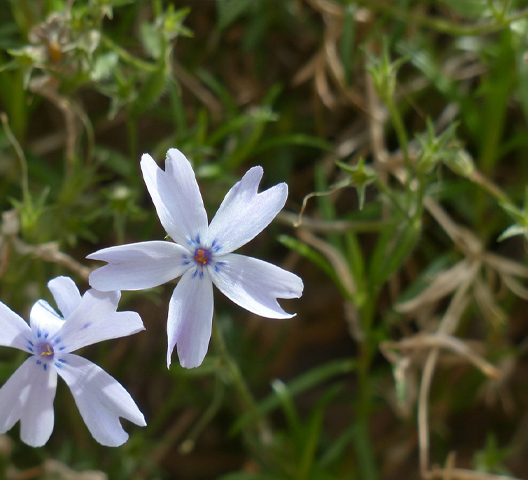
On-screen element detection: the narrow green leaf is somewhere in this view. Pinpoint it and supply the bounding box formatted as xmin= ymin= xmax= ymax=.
xmin=231 ymin=359 xmax=356 ymax=435
xmin=129 ymin=65 xmax=168 ymax=117
xmin=369 ymin=218 xmax=421 ymax=287
xmin=251 ymin=134 xmax=332 ymax=155
xmin=271 ymin=379 xmax=301 ymax=435
xmin=340 ymin=4 xmax=356 ymax=85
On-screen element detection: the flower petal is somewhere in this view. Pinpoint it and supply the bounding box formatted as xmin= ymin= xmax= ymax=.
xmin=0 ymin=301 xmax=32 ymax=352
xmin=141 ymin=150 xmax=208 ymax=247
xmin=54 ymin=289 xmax=144 ymax=353
xmin=56 ymin=354 xmax=145 ymax=447
xmin=0 ymin=357 xmax=57 ymax=447
xmin=29 ymin=300 xmax=64 ymax=337
xmin=47 ymin=276 xmax=81 ymax=318
xmin=167 ymin=268 xmax=214 ymax=369
xmin=206 ymin=167 xmax=288 ymax=253
xmin=209 ymin=253 xmax=303 ymax=319
xmin=88 ymin=241 xmax=190 ymax=291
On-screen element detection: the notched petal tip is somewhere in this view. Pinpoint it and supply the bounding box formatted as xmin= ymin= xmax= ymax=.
xmin=166 ymin=147 xmax=188 ymax=161
xmin=178 ymin=350 xmax=204 ymax=369
xmin=140 ymin=152 xmax=156 ymax=166
xmin=88 ymin=287 xmax=121 ymax=304
xmin=288 ymin=274 xmax=304 ymax=298
xmin=210 ymin=254 xmax=303 ymax=320
xmin=245 ymin=165 xmax=264 ymax=179
xmin=47 ymin=275 xmax=73 ymax=287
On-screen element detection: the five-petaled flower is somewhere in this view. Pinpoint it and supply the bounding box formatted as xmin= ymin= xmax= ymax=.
xmin=88 ymin=148 xmax=303 ymax=369
xmin=0 ymin=276 xmax=146 ymax=447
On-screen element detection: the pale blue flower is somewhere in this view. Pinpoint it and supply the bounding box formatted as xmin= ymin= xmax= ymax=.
xmin=0 ymin=276 xmax=146 ymax=447
xmin=88 ymin=148 xmax=303 ymax=369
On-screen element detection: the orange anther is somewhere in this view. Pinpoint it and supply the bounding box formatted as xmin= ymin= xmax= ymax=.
xmin=194 ymin=249 xmax=208 ymax=265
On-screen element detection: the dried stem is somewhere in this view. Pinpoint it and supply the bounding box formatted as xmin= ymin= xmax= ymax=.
xmin=418 ymin=267 xmax=477 ymax=476
xmin=1 ymin=210 xmax=91 ymax=281
xmin=383 ymin=333 xmax=501 ymax=379
xmin=297 ymin=228 xmax=356 ymax=298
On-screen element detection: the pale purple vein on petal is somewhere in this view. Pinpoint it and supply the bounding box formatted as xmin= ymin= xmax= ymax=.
xmin=209 ymin=253 xmax=303 ymax=319
xmin=207 ymin=166 xmax=288 ymax=253
xmin=19 ymin=360 xmax=57 ymax=447
xmin=57 ymin=354 xmax=146 ymax=447
xmin=167 ymin=269 xmax=214 ymax=369
xmin=0 ymin=358 xmax=57 ymax=447
xmin=55 ymin=290 xmax=144 ymax=353
xmin=0 ymin=359 xmax=35 ymax=437
xmin=88 ymin=241 xmax=190 ymax=291
xmin=141 ymin=150 xmax=208 ymax=246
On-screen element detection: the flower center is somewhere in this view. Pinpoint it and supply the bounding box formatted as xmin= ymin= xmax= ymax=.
xmin=38 ymin=343 xmax=54 ymax=357
xmin=194 ymin=248 xmax=209 ymax=265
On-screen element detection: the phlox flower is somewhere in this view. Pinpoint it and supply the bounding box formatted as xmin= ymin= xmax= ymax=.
xmin=88 ymin=148 xmax=303 ymax=369
xmin=0 ymin=276 xmax=146 ymax=447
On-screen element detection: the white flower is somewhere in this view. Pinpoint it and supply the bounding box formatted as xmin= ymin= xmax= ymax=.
xmin=88 ymin=148 xmax=303 ymax=369
xmin=0 ymin=276 xmax=146 ymax=447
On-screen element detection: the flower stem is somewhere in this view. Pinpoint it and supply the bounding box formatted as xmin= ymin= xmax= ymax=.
xmin=211 ymin=321 xmax=272 ymax=444
xmin=1 ymin=113 xmax=29 ymax=205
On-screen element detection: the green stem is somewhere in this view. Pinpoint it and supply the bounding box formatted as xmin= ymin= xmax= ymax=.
xmin=179 ymin=376 xmax=225 ymax=453
xmin=1 ymin=113 xmax=29 ymax=205
xmin=101 ymin=34 xmax=159 ymax=72
xmin=353 ymin=297 xmax=378 ymax=480
xmin=374 ymin=177 xmax=412 ymax=220
xmin=211 ymin=322 xmax=271 ymax=442
xmin=385 ymin=96 xmax=411 ymax=185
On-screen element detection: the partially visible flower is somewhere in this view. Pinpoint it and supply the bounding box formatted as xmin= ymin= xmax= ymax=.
xmin=88 ymin=148 xmax=303 ymax=369
xmin=0 ymin=276 xmax=146 ymax=447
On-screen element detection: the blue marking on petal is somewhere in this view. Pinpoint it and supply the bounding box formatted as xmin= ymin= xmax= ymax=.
xmin=27 ymin=340 xmax=33 ymax=346
xmin=82 ymin=323 xmax=91 ymax=330
xmin=54 ymin=362 xmax=63 ymax=369
xmin=36 ymin=360 xmax=41 ymax=365
xmin=57 ymin=358 xmax=66 ymax=363
xmin=43 ymin=363 xmax=47 ymax=371
xmin=195 ymin=234 xmax=201 ymax=244
xmin=216 ymin=261 xmax=226 ymax=267
xmin=37 ymin=330 xmax=41 ymax=338
xmin=44 ymin=332 xmax=49 ymax=339
xmin=59 ymin=346 xmax=66 ymax=351
xmin=183 ymin=261 xmax=190 ymax=266
xmin=28 ymin=347 xmax=33 ymax=352
xmin=188 ymin=238 xmax=195 ymax=246
xmin=199 ymin=271 xmax=204 ymax=279
xmin=192 ymin=269 xmax=198 ymax=278
xmin=54 ymin=337 xmax=61 ymax=344
xmin=212 ymin=239 xmax=223 ymax=251
xmin=214 ymin=265 xmax=221 ymax=273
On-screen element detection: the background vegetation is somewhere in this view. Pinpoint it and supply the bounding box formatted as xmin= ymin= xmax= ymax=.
xmin=2 ymin=0 xmax=528 ymax=479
